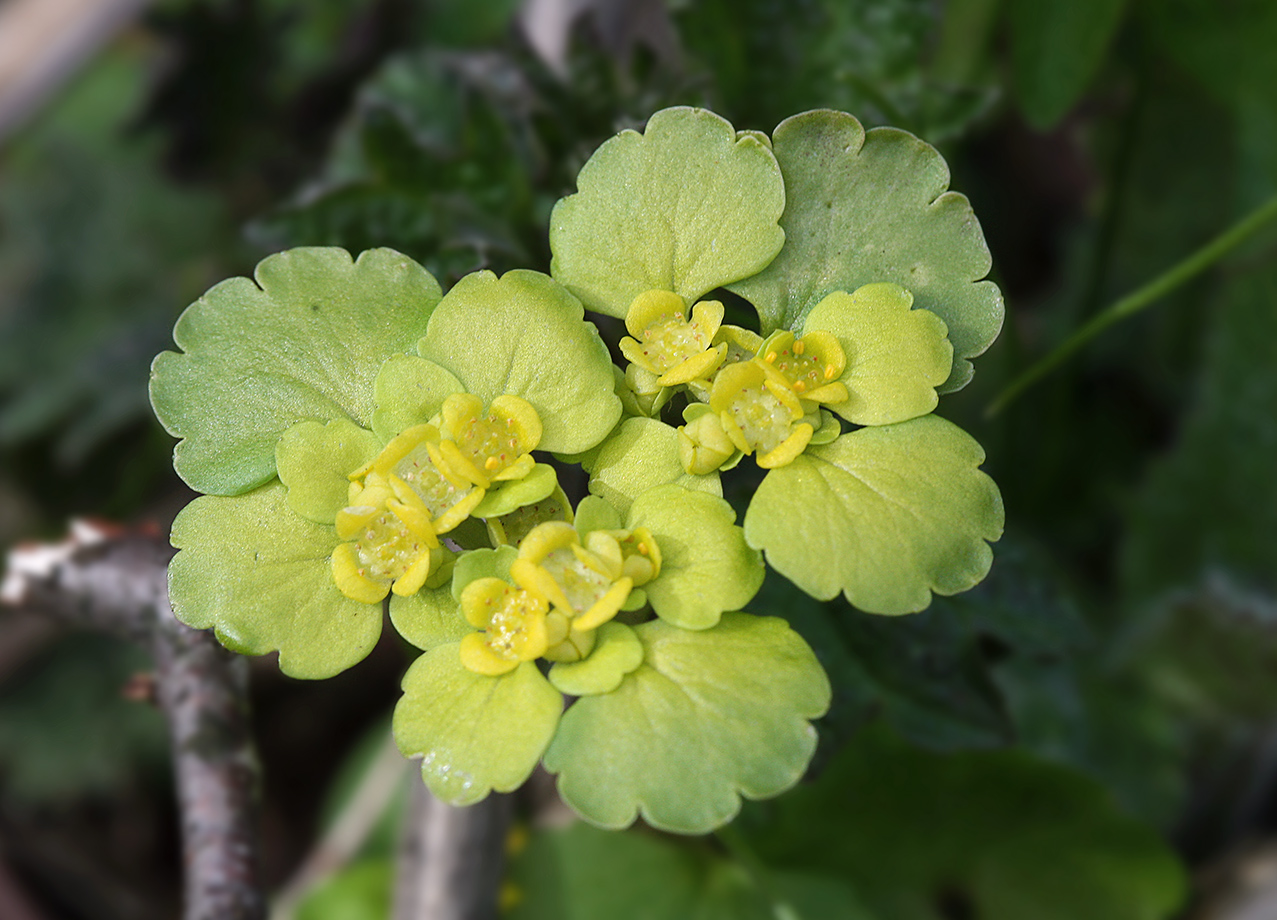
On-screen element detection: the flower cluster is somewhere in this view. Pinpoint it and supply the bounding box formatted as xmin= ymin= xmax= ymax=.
xmin=151 ymin=105 xmax=1003 ymax=833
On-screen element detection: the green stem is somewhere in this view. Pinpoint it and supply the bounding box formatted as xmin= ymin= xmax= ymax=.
xmin=986 ymin=192 xmax=1277 ymax=418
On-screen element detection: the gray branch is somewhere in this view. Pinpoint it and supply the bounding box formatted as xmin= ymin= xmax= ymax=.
xmin=2 ymin=523 xmax=265 ymax=920
xmin=392 ymin=782 xmax=512 ymax=920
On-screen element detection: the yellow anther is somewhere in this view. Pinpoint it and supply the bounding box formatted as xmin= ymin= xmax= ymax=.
xmin=793 ymin=380 xmax=806 ymax=393
xmin=793 ymin=340 xmax=805 ymax=355
xmin=638 ymin=543 xmax=648 ymax=555
xmin=825 ymin=364 xmax=837 ymax=379
xmin=485 ymin=456 xmax=501 ymax=471
xmin=764 ymin=352 xmax=777 ymax=363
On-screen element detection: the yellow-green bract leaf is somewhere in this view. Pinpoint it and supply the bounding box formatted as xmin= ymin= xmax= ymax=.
xmin=276 ymin=419 xmax=381 ymax=525
xmin=389 ymin=588 xmax=470 ymax=651
xmin=549 ymin=107 xmax=786 ymax=317
xmin=394 ymin=648 xmax=562 ymax=805
xmin=151 ymin=247 xmax=441 ymax=495
xmin=543 ymin=614 xmax=830 ymax=834
xmin=417 ymin=270 xmax=620 ymax=454
xmin=729 ymin=111 xmax=1002 ymax=392
xmin=744 ymin=416 xmax=1003 ymax=614
xmin=628 ymin=485 xmax=764 ymax=630
xmin=548 ymin=622 xmax=643 ymax=696
xmin=450 ymin=546 xmax=519 ymax=600
xmin=370 ymin=354 xmax=464 ymax=442
xmin=803 ymin=284 xmax=953 ymax=426
xmin=168 ymin=482 xmax=381 ymax=679
xmin=588 ymin=418 xmax=721 ymax=518
xmin=471 ymin=463 xmax=559 ymax=518
xmin=572 ymin=495 xmax=624 ymax=538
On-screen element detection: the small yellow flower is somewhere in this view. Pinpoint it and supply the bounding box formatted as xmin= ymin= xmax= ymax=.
xmin=330 ymin=468 xmax=447 ymax=603
xmin=708 ymin=361 xmax=814 ymax=468
xmin=756 ymin=330 xmax=849 ymax=405
xmin=618 ymin=290 xmax=726 ymax=387
xmin=508 ymin=521 xmax=661 ymax=659
xmin=458 ymin=577 xmax=556 ymax=676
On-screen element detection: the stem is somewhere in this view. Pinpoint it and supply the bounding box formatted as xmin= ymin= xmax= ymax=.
xmin=986 ymin=192 xmax=1277 ymax=417
xmin=2 ymin=524 xmax=266 ymax=920
xmin=391 ymin=784 xmax=512 ymax=920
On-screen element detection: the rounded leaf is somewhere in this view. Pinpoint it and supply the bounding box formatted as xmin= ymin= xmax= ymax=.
xmin=802 ymin=283 xmax=953 ymax=426
xmin=543 ymin=613 xmax=830 ymax=833
xmin=394 ymin=648 xmax=562 ymax=805
xmin=548 ymin=622 xmax=644 ymax=696
xmin=550 ymin=107 xmax=786 ymax=317
xmin=276 ymin=418 xmax=382 ymax=524
xmin=744 ymin=416 xmax=1004 ymax=614
xmin=151 ymin=247 xmax=441 ymax=494
xmin=417 ymin=270 xmax=621 ymax=454
xmin=729 ymin=110 xmax=1003 ymax=392
xmin=371 ymin=354 xmax=464 ymax=442
xmin=168 ymin=482 xmax=382 ymax=679
xmin=588 ymin=418 xmax=721 ymax=518
xmin=389 ymin=588 xmax=470 ymax=651
xmin=627 ymin=485 xmax=764 ymax=629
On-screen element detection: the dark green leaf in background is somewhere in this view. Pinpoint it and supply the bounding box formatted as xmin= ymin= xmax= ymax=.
xmin=1008 ymin=0 xmax=1128 ymax=129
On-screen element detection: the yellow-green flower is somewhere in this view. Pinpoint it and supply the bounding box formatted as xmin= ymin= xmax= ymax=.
xmin=330 ymin=393 xmax=543 ymax=603
xmin=458 ymin=577 xmax=555 ymax=675
xmin=618 ymin=290 xmax=726 ymax=388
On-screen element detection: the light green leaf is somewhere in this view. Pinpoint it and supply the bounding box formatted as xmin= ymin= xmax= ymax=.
xmin=169 ymin=482 xmax=381 ymax=679
xmin=549 ymin=107 xmax=786 ymax=318
xmin=588 ymin=418 xmax=721 ymax=518
xmin=803 ymin=284 xmax=953 ymax=426
xmin=276 ymin=419 xmax=381 ymax=524
xmin=1010 ymin=0 xmax=1128 ymax=129
xmin=450 ymin=546 xmax=519 ymax=600
xmin=729 ymin=111 xmax=1002 ymax=392
xmin=370 ymin=353 xmax=463 ymax=442
xmin=389 ymin=588 xmax=470 ymax=651
xmin=543 ymin=614 xmax=830 ymax=833
xmin=472 ymin=463 xmax=559 ymax=518
xmin=488 ymin=486 xmax=574 ymax=548
xmin=417 ymin=269 xmax=620 ymax=454
xmin=548 ymin=622 xmax=644 ymax=696
xmin=628 ymin=486 xmax=763 ymax=630
xmin=573 ymin=495 xmax=624 ymax=538
xmin=151 ymin=247 xmax=441 ymax=495
xmin=394 ymin=648 xmax=562 ymax=805
xmin=744 ymin=416 xmax=1003 ymax=614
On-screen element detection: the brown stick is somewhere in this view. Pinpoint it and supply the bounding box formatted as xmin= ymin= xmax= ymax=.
xmin=2 ymin=523 xmax=266 ymax=920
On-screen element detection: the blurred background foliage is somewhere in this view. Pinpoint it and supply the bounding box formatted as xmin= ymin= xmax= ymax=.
xmin=2 ymin=0 xmax=1277 ymax=917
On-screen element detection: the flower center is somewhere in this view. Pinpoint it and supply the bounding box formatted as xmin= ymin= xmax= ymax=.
xmin=726 ymin=383 xmax=798 ymax=453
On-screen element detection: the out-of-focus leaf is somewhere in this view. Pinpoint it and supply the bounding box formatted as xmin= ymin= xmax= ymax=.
xmin=296 ymin=859 xmax=392 ymax=920
xmin=0 ymin=48 xmax=234 ymax=465
xmin=1123 ymin=270 xmax=1277 ymax=602
xmin=0 ymin=634 xmax=168 ymax=802
xmin=1008 ymin=0 xmax=1128 ymax=129
xmin=675 ymin=0 xmax=997 ymax=142
xmin=508 ymin=822 xmax=877 ymax=920
xmin=743 ymin=727 xmax=1187 ymax=920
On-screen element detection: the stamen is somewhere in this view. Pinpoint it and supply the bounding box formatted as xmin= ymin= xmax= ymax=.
xmin=765 ymin=352 xmax=777 ymax=363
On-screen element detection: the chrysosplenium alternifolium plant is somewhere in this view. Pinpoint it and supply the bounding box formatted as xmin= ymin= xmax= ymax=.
xmin=150 ymin=107 xmax=1004 ymax=833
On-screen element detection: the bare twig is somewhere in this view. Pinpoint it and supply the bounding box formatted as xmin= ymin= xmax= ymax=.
xmin=2 ymin=521 xmax=266 ymax=920
xmin=392 ymin=783 xmax=512 ymax=920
